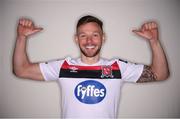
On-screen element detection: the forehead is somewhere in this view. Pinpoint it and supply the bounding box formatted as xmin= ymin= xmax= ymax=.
xmin=77 ymin=22 xmax=102 ymax=33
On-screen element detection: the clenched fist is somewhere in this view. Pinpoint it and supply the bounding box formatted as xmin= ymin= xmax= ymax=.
xmin=17 ymin=18 xmax=43 ymax=38
xmin=133 ymin=21 xmax=159 ymax=41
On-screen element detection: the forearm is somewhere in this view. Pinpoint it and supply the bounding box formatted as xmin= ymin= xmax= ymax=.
xmin=149 ymin=40 xmax=170 ymax=80
xmin=136 ymin=41 xmax=169 ymax=83
xmin=13 ymin=35 xmax=31 ymax=76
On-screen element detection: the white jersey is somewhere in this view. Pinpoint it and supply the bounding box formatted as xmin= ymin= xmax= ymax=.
xmin=39 ymin=57 xmax=144 ymax=118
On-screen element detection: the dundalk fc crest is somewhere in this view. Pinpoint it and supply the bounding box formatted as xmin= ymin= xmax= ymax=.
xmin=101 ymin=65 xmax=114 ymax=78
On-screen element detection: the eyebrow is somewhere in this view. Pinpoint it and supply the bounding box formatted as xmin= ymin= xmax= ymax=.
xmin=77 ymin=31 xmax=102 ymax=35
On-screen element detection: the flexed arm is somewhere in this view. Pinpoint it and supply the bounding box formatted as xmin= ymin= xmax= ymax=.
xmin=13 ymin=18 xmax=44 ymax=80
xmin=133 ymin=22 xmax=170 ymax=82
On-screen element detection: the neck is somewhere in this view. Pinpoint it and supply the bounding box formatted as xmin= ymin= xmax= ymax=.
xmin=81 ymin=54 xmax=100 ymax=65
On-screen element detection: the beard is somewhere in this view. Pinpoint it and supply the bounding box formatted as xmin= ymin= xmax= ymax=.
xmin=79 ymin=45 xmax=102 ymax=58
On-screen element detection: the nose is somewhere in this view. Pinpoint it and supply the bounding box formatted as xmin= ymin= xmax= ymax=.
xmin=87 ymin=36 xmax=93 ymax=43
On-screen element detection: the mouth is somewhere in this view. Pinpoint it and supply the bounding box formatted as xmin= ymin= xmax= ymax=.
xmin=85 ymin=45 xmax=96 ymax=49
xmin=80 ymin=44 xmax=101 ymax=57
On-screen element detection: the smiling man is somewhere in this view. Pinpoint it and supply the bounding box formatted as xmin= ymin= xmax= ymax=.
xmin=13 ymin=15 xmax=169 ymax=118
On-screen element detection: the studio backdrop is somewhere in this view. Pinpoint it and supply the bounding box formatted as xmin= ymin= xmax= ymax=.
xmin=0 ymin=0 xmax=180 ymax=118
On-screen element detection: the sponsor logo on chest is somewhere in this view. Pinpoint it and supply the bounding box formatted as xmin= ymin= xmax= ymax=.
xmin=74 ymin=80 xmax=106 ymax=104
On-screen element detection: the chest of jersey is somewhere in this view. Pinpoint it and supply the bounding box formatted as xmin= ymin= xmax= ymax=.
xmin=58 ymin=78 xmax=123 ymax=118
xmin=58 ymin=61 xmax=123 ymax=118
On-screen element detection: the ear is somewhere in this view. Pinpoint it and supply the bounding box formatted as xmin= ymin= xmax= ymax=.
xmin=102 ymin=33 xmax=106 ymax=44
xmin=74 ymin=34 xmax=79 ymax=45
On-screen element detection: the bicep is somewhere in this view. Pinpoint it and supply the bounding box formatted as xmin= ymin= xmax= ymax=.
xmin=136 ymin=65 xmax=157 ymax=83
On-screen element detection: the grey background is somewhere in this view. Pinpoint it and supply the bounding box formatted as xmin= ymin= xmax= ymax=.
xmin=0 ymin=0 xmax=180 ymax=118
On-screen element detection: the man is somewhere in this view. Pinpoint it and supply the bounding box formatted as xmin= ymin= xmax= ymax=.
xmin=13 ymin=15 xmax=169 ymax=118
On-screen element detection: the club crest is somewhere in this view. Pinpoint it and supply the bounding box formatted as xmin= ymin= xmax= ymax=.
xmin=101 ymin=65 xmax=113 ymax=78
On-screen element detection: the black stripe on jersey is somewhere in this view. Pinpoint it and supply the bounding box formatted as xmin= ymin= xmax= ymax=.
xmin=59 ymin=69 xmax=121 ymax=79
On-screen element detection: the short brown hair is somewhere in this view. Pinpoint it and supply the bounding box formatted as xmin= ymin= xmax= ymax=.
xmin=76 ymin=15 xmax=103 ymax=32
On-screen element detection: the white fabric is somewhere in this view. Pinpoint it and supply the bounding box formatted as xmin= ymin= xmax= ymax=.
xmin=39 ymin=57 xmax=144 ymax=118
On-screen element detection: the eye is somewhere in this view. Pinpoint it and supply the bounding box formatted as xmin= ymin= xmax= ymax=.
xmin=93 ymin=33 xmax=100 ymax=37
xmin=79 ymin=34 xmax=87 ymax=39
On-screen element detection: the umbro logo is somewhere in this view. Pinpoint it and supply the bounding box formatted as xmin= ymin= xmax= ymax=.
xmin=69 ymin=66 xmax=78 ymax=73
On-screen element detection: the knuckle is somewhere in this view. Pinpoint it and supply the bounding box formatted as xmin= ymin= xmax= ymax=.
xmin=19 ymin=18 xmax=33 ymax=26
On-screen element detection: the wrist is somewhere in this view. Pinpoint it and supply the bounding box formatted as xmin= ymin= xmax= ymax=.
xmin=149 ymin=39 xmax=162 ymax=51
xmin=149 ymin=38 xmax=160 ymax=44
xmin=16 ymin=35 xmax=27 ymax=40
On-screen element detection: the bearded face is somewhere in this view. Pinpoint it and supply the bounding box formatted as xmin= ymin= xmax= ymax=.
xmin=76 ymin=22 xmax=105 ymax=58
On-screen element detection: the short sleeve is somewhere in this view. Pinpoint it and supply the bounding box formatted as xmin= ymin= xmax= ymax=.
xmin=117 ymin=59 xmax=144 ymax=83
xmin=39 ymin=59 xmax=64 ymax=81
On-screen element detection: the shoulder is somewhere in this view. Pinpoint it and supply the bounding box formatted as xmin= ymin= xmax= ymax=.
xmin=97 ymin=58 xmax=129 ymax=65
xmin=40 ymin=57 xmax=73 ymax=67
xmin=107 ymin=58 xmax=128 ymax=65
